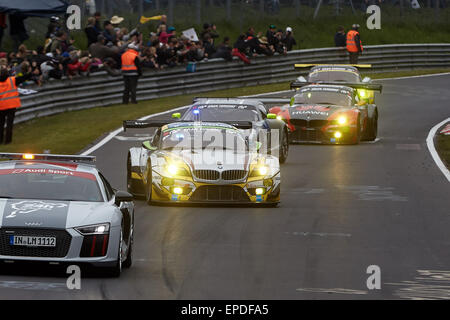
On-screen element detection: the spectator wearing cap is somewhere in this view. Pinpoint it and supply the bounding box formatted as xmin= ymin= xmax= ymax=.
xmin=266 ymin=24 xmax=277 ymax=48
xmin=346 ymin=24 xmax=363 ymax=64
xmin=334 ymin=26 xmax=346 ymax=47
xmin=121 ymin=42 xmax=142 ymax=104
xmin=89 ymin=34 xmax=120 ymax=65
xmin=283 ymin=27 xmax=297 ymax=51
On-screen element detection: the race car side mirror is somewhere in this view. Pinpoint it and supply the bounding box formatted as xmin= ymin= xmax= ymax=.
xmin=115 ymin=190 xmax=133 ymax=205
xmin=142 ymin=141 xmax=157 ymax=151
xmin=172 ymin=113 xmax=181 ymax=119
xmin=267 ymin=113 xmax=277 ymax=119
xmin=362 ymin=77 xmax=371 ymax=83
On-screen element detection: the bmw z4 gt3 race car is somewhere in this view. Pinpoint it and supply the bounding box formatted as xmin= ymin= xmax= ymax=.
xmin=294 ymin=64 xmax=379 ymax=104
xmin=124 ymin=121 xmax=281 ymax=206
xmin=269 ymin=84 xmax=380 ymax=144
xmin=0 ymin=153 xmax=134 ymax=277
xmin=173 ymin=97 xmax=289 ymax=164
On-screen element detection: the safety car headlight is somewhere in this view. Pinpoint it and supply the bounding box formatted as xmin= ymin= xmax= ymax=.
xmin=76 ymin=223 xmax=110 ymax=235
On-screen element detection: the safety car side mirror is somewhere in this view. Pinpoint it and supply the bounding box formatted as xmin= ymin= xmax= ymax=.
xmin=362 ymin=77 xmax=371 ymax=83
xmin=115 ymin=190 xmax=133 ymax=205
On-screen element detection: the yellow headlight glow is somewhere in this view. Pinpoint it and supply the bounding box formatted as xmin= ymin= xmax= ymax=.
xmin=255 ymin=188 xmax=265 ymax=195
xmin=258 ymin=166 xmax=268 ymax=176
xmin=166 ymin=164 xmax=179 ymax=175
xmin=359 ymin=89 xmax=367 ymax=98
xmin=337 ymin=116 xmax=347 ymax=125
xmin=276 ymin=115 xmax=283 ymax=121
xmin=173 ymin=187 xmax=183 ymax=195
xmin=334 ymin=132 xmax=342 ymax=139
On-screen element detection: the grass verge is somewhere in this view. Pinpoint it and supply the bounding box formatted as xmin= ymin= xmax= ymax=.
xmin=1 ymin=68 xmax=449 ymax=155
xmin=436 ymin=132 xmax=450 ymax=171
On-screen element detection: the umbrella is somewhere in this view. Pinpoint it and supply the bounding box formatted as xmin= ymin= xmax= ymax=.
xmin=0 ymin=0 xmax=69 ymax=17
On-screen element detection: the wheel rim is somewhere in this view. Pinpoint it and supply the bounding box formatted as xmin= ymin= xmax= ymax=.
xmin=118 ymin=230 xmax=123 ymax=272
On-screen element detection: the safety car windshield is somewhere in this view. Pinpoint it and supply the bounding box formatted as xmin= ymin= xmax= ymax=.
xmin=0 ymin=169 xmax=103 ymax=202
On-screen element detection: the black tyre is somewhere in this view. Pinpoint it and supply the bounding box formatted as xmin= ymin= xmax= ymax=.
xmin=279 ymin=130 xmax=289 ymax=164
xmin=126 ymin=154 xmax=133 ymax=194
xmin=105 ymin=228 xmax=123 ymax=277
xmin=123 ymin=226 xmax=133 ymax=269
xmin=145 ymin=170 xmax=153 ymax=205
xmin=364 ymin=113 xmax=378 ymax=141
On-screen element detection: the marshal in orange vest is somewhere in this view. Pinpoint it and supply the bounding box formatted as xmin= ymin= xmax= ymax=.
xmin=0 ymin=77 xmax=21 ymax=111
xmin=121 ymin=49 xmax=139 ymax=74
xmin=346 ymin=30 xmax=363 ymax=53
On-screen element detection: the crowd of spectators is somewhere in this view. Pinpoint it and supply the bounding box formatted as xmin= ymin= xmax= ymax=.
xmin=0 ymin=12 xmax=298 ymax=86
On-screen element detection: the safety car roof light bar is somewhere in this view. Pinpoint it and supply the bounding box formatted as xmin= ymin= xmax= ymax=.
xmin=0 ymin=153 xmax=96 ymax=163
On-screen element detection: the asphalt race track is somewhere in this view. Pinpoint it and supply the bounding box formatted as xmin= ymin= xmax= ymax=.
xmin=0 ymin=74 xmax=449 ymax=300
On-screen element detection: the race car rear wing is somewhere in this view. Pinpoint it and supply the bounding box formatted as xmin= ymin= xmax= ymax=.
xmin=0 ymin=153 xmax=96 ymax=163
xmin=294 ymin=64 xmax=372 ymax=69
xmin=290 ymin=81 xmax=382 ymax=92
xmin=123 ymin=120 xmax=255 ymax=131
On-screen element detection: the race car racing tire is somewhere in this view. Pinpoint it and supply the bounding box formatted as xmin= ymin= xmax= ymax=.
xmin=363 ymin=112 xmax=378 ymax=141
xmin=105 ymin=227 xmax=123 ymax=278
xmin=279 ymin=130 xmax=289 ymax=164
xmin=352 ymin=116 xmax=362 ymax=145
xmin=145 ymin=170 xmax=153 ymax=205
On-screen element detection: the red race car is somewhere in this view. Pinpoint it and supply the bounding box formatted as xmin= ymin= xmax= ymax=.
xmin=269 ymin=84 xmax=381 ymax=144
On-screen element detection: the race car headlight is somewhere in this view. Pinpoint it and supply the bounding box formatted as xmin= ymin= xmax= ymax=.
xmin=276 ymin=115 xmax=283 ymax=121
xmin=358 ymin=89 xmax=367 ymax=98
xmin=337 ymin=116 xmax=347 ymax=125
xmin=250 ymin=165 xmax=269 ymax=177
xmin=334 ymin=131 xmax=342 ymax=139
xmin=163 ymin=163 xmax=190 ymax=177
xmin=76 ymin=223 xmax=110 ymax=235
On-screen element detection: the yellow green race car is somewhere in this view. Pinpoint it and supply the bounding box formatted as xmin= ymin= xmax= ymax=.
xmin=124 ymin=121 xmax=281 ymax=206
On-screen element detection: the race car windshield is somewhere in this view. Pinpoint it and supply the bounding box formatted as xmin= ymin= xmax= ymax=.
xmin=293 ymin=90 xmax=352 ymax=107
xmin=161 ymin=128 xmax=247 ymax=152
xmin=308 ymin=71 xmax=360 ymax=83
xmin=0 ymin=170 xmax=103 ymax=202
xmin=184 ymin=106 xmax=260 ymax=122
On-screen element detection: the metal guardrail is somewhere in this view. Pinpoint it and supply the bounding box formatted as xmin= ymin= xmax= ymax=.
xmin=16 ymin=43 xmax=450 ymax=124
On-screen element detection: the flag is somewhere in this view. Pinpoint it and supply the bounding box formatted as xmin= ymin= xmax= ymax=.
xmin=140 ymin=15 xmax=163 ymax=24
xmin=182 ymin=28 xmax=199 ymax=42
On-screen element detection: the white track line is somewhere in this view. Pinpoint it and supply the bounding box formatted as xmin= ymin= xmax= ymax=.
xmin=426 ymin=118 xmax=450 ymax=183
xmin=379 ymin=72 xmax=450 ymax=81
xmin=81 ymin=72 xmax=450 ymax=156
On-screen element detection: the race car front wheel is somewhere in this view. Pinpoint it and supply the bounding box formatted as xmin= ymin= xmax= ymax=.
xmin=105 ymin=228 xmax=123 ymax=278
xmin=363 ymin=113 xmax=378 ymax=141
xmin=145 ymin=171 xmax=153 ymax=205
xmin=279 ymin=131 xmax=289 ymax=164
